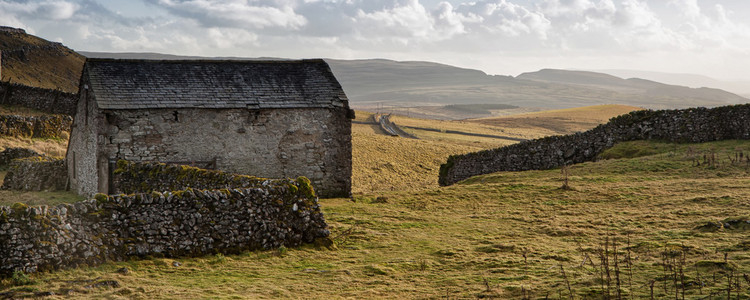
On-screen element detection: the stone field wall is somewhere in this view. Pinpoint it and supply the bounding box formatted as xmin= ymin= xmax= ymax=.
xmin=111 ymin=160 xmax=306 ymax=195
xmin=1 ymin=157 xmax=67 ymax=191
xmin=0 ymin=176 xmax=330 ymax=277
xmin=439 ymin=104 xmax=750 ymax=185
xmin=0 ymin=147 xmax=42 ymax=167
xmin=0 ymin=81 xmax=77 ymax=116
xmin=0 ymin=114 xmax=72 ymax=139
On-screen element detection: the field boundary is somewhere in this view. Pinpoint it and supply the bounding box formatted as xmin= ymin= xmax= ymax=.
xmin=440 ymin=104 xmax=750 ymax=185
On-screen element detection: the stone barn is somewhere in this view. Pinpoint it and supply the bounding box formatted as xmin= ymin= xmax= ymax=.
xmin=67 ymin=58 xmax=353 ymax=198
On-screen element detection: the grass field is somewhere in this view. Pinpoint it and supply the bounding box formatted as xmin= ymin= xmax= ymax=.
xmin=469 ymin=104 xmax=643 ymax=136
xmin=352 ymin=111 xmax=483 ymax=194
xmin=4 ymin=109 xmax=750 ymax=299
xmin=4 ymin=139 xmax=750 ymax=298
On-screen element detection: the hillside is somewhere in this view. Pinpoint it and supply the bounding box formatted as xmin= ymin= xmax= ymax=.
xmin=80 ymin=51 xmax=748 ymax=112
xmin=0 ymin=27 xmax=84 ymax=93
xmin=0 ymin=25 xmax=744 ymax=113
xmin=468 ymin=104 xmax=644 ymax=136
xmin=517 ymin=69 xmax=747 ymax=108
xmin=5 ymin=137 xmax=750 ymax=298
xmin=328 ymin=60 xmax=747 ymax=111
xmin=598 ymin=69 xmax=750 ymax=97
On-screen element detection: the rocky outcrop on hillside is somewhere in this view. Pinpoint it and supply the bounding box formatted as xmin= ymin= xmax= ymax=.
xmin=0 ymin=26 xmax=84 ymax=93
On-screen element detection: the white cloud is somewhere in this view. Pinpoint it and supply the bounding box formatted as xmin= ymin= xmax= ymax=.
xmin=0 ymin=0 xmax=79 ymax=20
xmin=1 ymin=0 xmax=750 ymax=80
xmin=149 ymin=0 xmax=308 ymax=29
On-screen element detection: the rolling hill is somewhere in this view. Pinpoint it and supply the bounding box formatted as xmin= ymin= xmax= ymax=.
xmin=328 ymin=60 xmax=748 ymax=111
xmin=598 ymin=69 xmax=750 ymax=98
xmin=0 ymin=27 xmax=84 ymax=93
xmin=1 ymin=27 xmax=747 ymax=114
xmin=80 ymin=52 xmax=748 ymax=111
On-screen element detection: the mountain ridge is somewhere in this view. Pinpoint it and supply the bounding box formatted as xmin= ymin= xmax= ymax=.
xmin=0 ymin=27 xmax=745 ymax=111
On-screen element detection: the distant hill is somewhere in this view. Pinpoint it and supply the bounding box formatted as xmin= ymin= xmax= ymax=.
xmin=597 ymin=69 xmax=750 ymax=97
xmin=82 ymin=52 xmax=747 ymax=110
xmin=2 ymin=28 xmax=746 ymax=111
xmin=516 ymin=69 xmax=747 ymax=108
xmin=0 ymin=27 xmax=84 ymax=93
xmin=327 ymin=60 xmax=747 ymax=110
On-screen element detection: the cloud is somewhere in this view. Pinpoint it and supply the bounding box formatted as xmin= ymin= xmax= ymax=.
xmin=0 ymin=0 xmax=79 ymax=20
xmin=2 ymin=0 xmax=750 ymax=79
xmin=147 ymin=0 xmax=307 ymax=29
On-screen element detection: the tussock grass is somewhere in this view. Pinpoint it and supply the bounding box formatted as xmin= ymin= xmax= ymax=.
xmin=352 ymin=121 xmax=480 ymax=193
xmin=4 ymin=139 xmax=750 ymax=298
xmin=4 ymin=109 xmax=750 ymax=298
xmin=0 ymin=135 xmax=68 ymax=159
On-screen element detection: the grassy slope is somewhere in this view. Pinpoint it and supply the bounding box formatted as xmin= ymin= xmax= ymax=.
xmin=352 ymin=111 xmax=482 ymax=194
xmin=4 ymin=140 xmax=750 ymax=298
xmin=468 ymin=104 xmax=644 ymax=136
xmin=4 ymin=111 xmax=750 ymax=298
xmin=0 ymin=30 xmax=84 ymax=93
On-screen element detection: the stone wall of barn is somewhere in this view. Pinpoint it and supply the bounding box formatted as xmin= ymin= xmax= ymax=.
xmin=439 ymin=104 xmax=750 ymax=186
xmin=92 ymin=107 xmax=351 ymax=198
xmin=66 ymin=75 xmax=101 ymax=197
xmin=0 ymin=177 xmax=330 ymax=277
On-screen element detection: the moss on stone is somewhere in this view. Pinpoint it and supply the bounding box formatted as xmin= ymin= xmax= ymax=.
xmin=296 ymin=177 xmax=316 ymax=199
xmin=10 ymin=202 xmax=28 ymax=217
xmin=113 ymin=159 xmax=129 ymax=175
xmin=94 ymin=193 xmax=109 ymax=205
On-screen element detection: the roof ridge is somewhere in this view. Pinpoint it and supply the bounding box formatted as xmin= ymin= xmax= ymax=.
xmin=84 ymin=58 xmax=349 ymax=110
xmin=85 ymin=57 xmax=327 ymax=64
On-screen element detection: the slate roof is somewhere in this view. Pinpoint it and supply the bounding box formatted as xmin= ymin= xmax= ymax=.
xmin=84 ymin=58 xmax=349 ymax=110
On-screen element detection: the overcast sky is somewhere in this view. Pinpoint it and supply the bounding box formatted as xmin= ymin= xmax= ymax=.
xmin=1 ymin=0 xmax=749 ymax=80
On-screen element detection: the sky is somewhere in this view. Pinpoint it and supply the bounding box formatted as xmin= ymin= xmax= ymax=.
xmin=1 ymin=0 xmax=749 ymax=80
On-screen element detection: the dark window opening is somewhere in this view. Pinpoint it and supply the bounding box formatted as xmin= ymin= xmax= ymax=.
xmin=173 ymin=111 xmax=179 ymax=122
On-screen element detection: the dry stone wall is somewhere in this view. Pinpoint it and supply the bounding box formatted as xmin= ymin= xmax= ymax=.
xmin=1 ymin=157 xmax=67 ymax=191
xmin=110 ymin=160 xmax=317 ymax=197
xmin=0 ymin=178 xmax=329 ymax=277
xmin=439 ymin=104 xmax=750 ymax=185
xmin=0 ymin=114 xmax=72 ymax=139
xmin=0 ymin=147 xmax=42 ymax=167
xmin=0 ymin=82 xmax=77 ymax=116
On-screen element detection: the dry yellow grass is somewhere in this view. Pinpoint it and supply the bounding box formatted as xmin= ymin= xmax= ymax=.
xmin=0 ymin=135 xmax=68 ymax=158
xmin=469 ymin=104 xmax=643 ymax=136
xmin=10 ymin=107 xmax=750 ymax=299
xmin=5 ymin=140 xmax=750 ymax=299
xmin=352 ymin=106 xmax=639 ymax=194
xmin=390 ymin=114 xmax=526 ymax=143
xmin=352 ymin=121 xmax=480 ymax=194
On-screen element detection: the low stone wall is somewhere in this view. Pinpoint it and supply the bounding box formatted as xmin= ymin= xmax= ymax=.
xmin=0 ymin=147 xmax=42 ymax=167
xmin=0 ymin=181 xmax=329 ymax=276
xmin=439 ymin=104 xmax=750 ymax=185
xmin=0 ymin=82 xmax=77 ymax=116
xmin=1 ymin=157 xmax=67 ymax=191
xmin=0 ymin=114 xmax=72 ymax=139
xmin=111 ymin=160 xmax=317 ymax=197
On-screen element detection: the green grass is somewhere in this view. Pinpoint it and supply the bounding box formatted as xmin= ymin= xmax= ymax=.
xmin=4 ymin=140 xmax=750 ymax=298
